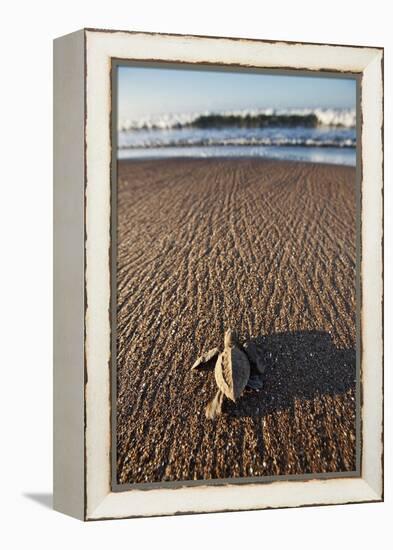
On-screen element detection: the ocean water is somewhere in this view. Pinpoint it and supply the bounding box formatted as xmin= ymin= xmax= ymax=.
xmin=118 ymin=108 xmax=356 ymax=166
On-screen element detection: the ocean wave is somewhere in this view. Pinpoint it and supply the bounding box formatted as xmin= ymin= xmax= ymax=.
xmin=119 ymin=108 xmax=356 ymax=131
xmin=119 ymin=136 xmax=356 ymax=149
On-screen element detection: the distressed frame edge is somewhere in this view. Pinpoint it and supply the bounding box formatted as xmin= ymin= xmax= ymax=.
xmin=82 ymin=29 xmax=383 ymax=521
xmin=83 ymin=26 xmax=384 ymax=52
xmin=359 ymin=49 xmax=384 ymax=500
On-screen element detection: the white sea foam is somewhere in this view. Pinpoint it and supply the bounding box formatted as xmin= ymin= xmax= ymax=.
xmin=119 ymin=136 xmax=356 ymax=149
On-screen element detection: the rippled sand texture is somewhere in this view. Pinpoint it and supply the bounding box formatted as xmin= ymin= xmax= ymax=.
xmin=116 ymin=158 xmax=357 ymax=484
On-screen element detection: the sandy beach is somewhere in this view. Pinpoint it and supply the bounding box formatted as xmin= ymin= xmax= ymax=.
xmin=116 ymin=158 xmax=357 ymax=484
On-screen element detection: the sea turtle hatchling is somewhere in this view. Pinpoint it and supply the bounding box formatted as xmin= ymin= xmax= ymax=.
xmin=191 ymin=329 xmax=265 ymax=419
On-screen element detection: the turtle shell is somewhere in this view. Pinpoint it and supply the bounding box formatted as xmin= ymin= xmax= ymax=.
xmin=214 ymin=346 xmax=250 ymax=402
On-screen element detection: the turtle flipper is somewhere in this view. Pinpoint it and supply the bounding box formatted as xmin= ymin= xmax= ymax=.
xmin=191 ymin=347 xmax=220 ymax=370
xmin=205 ymin=390 xmax=224 ymax=419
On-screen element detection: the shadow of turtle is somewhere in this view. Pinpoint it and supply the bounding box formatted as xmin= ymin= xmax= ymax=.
xmin=223 ymin=330 xmax=356 ymax=418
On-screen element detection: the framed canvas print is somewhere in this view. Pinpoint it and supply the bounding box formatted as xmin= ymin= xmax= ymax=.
xmin=53 ymin=28 xmax=383 ymax=521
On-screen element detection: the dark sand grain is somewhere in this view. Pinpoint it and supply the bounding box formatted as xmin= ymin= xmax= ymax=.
xmin=116 ymin=158 xmax=357 ymax=484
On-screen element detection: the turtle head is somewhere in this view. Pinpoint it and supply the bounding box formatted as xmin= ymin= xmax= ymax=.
xmin=224 ymin=329 xmax=238 ymax=348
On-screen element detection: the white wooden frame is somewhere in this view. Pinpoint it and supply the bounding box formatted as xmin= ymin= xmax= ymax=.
xmin=53 ymin=28 xmax=383 ymax=521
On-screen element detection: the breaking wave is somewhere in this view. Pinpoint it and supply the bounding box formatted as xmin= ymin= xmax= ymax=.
xmin=119 ymin=108 xmax=356 ymax=131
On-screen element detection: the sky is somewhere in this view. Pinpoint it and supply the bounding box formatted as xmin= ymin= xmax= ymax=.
xmin=118 ymin=64 xmax=356 ymax=122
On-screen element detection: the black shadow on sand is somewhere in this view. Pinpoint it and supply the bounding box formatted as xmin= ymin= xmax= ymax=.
xmin=223 ymin=330 xmax=356 ymax=418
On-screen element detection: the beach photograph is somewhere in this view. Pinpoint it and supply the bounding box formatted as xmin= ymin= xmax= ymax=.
xmin=114 ymin=64 xmax=358 ymax=485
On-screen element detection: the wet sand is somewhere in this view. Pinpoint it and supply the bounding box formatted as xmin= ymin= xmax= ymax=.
xmin=116 ymin=158 xmax=357 ymax=484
